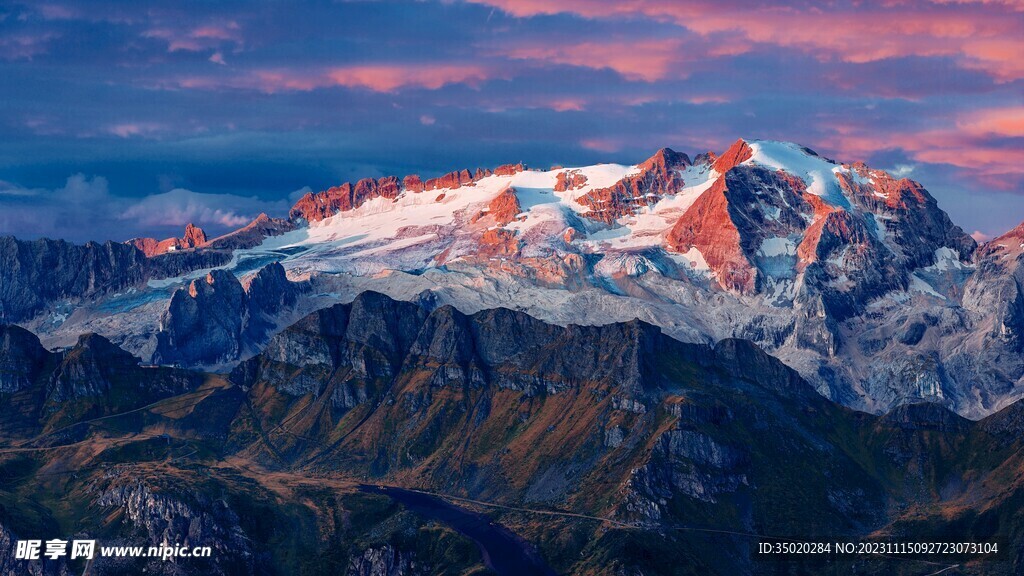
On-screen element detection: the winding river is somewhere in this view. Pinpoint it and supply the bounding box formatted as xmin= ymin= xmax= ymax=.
xmin=359 ymin=485 xmax=558 ymax=576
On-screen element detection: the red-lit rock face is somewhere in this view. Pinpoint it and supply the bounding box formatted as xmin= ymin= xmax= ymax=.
xmin=424 ymin=169 xmax=478 ymax=191
xmin=661 ymin=141 xmax=973 ymax=324
xmin=289 ymin=183 xmax=354 ymax=222
xmin=290 ymin=165 xmax=518 ymax=223
xmin=494 ymin=163 xmax=526 ymax=177
xmin=575 ymin=148 xmax=691 ymax=223
xmin=554 ymin=170 xmax=588 ymax=192
xmin=354 ymin=176 xmax=402 ymax=205
xmin=472 ymin=186 xmax=523 ymax=226
xmin=402 ymin=174 xmax=424 ymax=193
xmin=479 ymin=228 xmax=519 ymax=257
xmin=667 ymin=176 xmax=754 ymax=292
xmin=711 ymin=138 xmax=753 ymax=173
xmin=128 ymin=223 xmax=208 ymax=257
xmin=182 ymin=223 xmax=207 ymax=247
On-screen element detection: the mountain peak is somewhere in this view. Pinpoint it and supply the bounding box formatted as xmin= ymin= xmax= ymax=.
xmin=639 ymin=147 xmax=691 ymax=172
xmin=711 ymin=138 xmax=753 ymax=173
xmin=128 ymin=223 xmax=208 ymax=257
xmin=183 ymin=222 xmax=207 ymax=246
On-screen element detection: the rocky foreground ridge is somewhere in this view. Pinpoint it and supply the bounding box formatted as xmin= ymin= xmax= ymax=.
xmin=1 ymin=293 xmax=1022 ymax=575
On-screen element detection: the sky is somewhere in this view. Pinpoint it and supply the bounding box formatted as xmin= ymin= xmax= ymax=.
xmin=0 ymin=0 xmax=1022 ymax=243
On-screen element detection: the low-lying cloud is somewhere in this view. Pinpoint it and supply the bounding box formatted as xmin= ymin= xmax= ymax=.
xmin=0 ymin=175 xmax=291 ymax=243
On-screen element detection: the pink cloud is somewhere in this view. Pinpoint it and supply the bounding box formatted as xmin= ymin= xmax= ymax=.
xmin=505 ymin=39 xmax=690 ymax=81
xmin=957 ymin=106 xmax=1024 ymax=137
xmin=548 ymin=98 xmax=586 ymax=112
xmin=821 ymin=108 xmax=1024 ymax=192
xmin=472 ymin=0 xmax=1024 ymax=81
xmin=168 ymin=64 xmax=493 ymax=93
xmin=686 ymin=94 xmax=731 ymax=105
xmin=325 ymin=64 xmax=490 ymax=91
xmin=143 ymin=21 xmax=242 ymax=53
xmin=971 ymin=230 xmax=994 ymax=243
xmin=579 ymin=137 xmax=623 ymax=153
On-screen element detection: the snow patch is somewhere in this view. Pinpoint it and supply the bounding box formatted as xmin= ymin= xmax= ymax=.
xmin=909 ymin=274 xmax=945 ymax=299
xmin=928 ymin=247 xmax=967 ymax=271
xmin=757 ymin=237 xmax=796 ymax=258
xmin=670 ymin=247 xmax=711 ymax=274
xmin=747 ymin=140 xmax=851 ymax=210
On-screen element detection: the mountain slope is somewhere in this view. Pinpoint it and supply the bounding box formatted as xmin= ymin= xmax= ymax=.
xmin=2 ymin=294 xmax=1022 ymax=575
xmin=4 ymin=138 xmax=1022 ymax=419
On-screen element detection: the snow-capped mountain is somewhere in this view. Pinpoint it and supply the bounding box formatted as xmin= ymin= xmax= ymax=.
xmin=260 ymin=139 xmax=974 ymax=312
xmin=5 ymin=138 xmax=1022 ymax=418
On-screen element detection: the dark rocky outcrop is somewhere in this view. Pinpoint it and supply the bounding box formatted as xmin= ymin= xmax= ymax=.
xmin=204 ymin=213 xmax=296 ymax=251
xmin=92 ymin=479 xmax=259 ymax=576
xmin=0 ymin=324 xmax=49 ymax=393
xmin=346 ymin=545 xmax=427 ymax=576
xmin=0 ymin=237 xmax=149 ymax=323
xmin=0 ymin=521 xmax=69 ymax=576
xmin=153 ymin=263 xmax=305 ymax=367
xmin=155 ymin=269 xmax=247 ymax=366
xmin=0 ymin=236 xmax=231 ymax=323
xmin=4 ymin=293 xmax=1024 ymax=576
xmin=0 ymin=326 xmax=199 ymax=437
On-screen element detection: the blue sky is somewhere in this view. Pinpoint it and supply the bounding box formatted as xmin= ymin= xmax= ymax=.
xmin=1 ymin=0 xmax=1022 ymax=242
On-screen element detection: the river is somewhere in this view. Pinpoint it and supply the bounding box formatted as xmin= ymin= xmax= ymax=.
xmin=359 ymin=485 xmax=558 ymax=576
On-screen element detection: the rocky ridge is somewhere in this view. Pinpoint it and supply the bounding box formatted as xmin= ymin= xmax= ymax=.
xmin=153 ymin=263 xmax=307 ymax=367
xmin=128 ymin=223 xmax=208 ymax=257
xmin=2 ymin=294 xmax=1024 ymax=575
xmin=3 ymin=139 xmax=1022 ymax=419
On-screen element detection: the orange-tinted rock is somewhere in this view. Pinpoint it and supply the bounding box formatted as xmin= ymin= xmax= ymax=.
xmin=712 ymin=139 xmax=753 ymax=173
xmin=290 ymin=176 xmax=408 ymax=222
xmin=666 ymin=177 xmax=754 ymax=292
xmin=430 ymin=169 xmax=478 ymax=190
xmin=576 ymin=147 xmax=691 ymax=223
xmin=472 ymin=186 xmax=522 ymax=226
xmin=403 ymin=174 xmax=424 ymax=193
xmin=182 ymin=223 xmax=207 ymax=247
xmin=479 ymin=228 xmax=519 ymax=257
xmin=493 ymin=163 xmax=526 ymax=176
xmin=128 ymin=237 xmax=160 ymax=257
xmin=435 ymin=193 xmax=446 ymax=202
xmin=128 ymin=223 xmax=208 ymax=257
xmin=289 ymin=183 xmax=354 ymax=222
xmin=289 ymin=163 xmax=522 ymax=222
xmin=797 ymin=210 xmax=862 ymax=267
xmin=554 ymin=170 xmax=588 ymax=192
xmin=354 ymin=176 xmax=402 ymax=205
xmin=666 ymin=163 xmax=818 ymax=294
xmin=563 ymin=227 xmax=578 ymax=244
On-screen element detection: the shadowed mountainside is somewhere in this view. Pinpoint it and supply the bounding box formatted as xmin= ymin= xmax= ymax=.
xmin=1 ymin=293 xmax=1020 ymax=575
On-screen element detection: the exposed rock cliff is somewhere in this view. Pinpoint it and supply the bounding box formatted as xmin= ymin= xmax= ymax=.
xmin=153 ymin=263 xmax=305 ymax=367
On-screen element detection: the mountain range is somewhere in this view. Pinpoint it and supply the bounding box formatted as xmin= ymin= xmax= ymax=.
xmin=2 ymin=138 xmax=1024 ymax=574
xmin=3 ymin=138 xmax=1021 ymax=418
